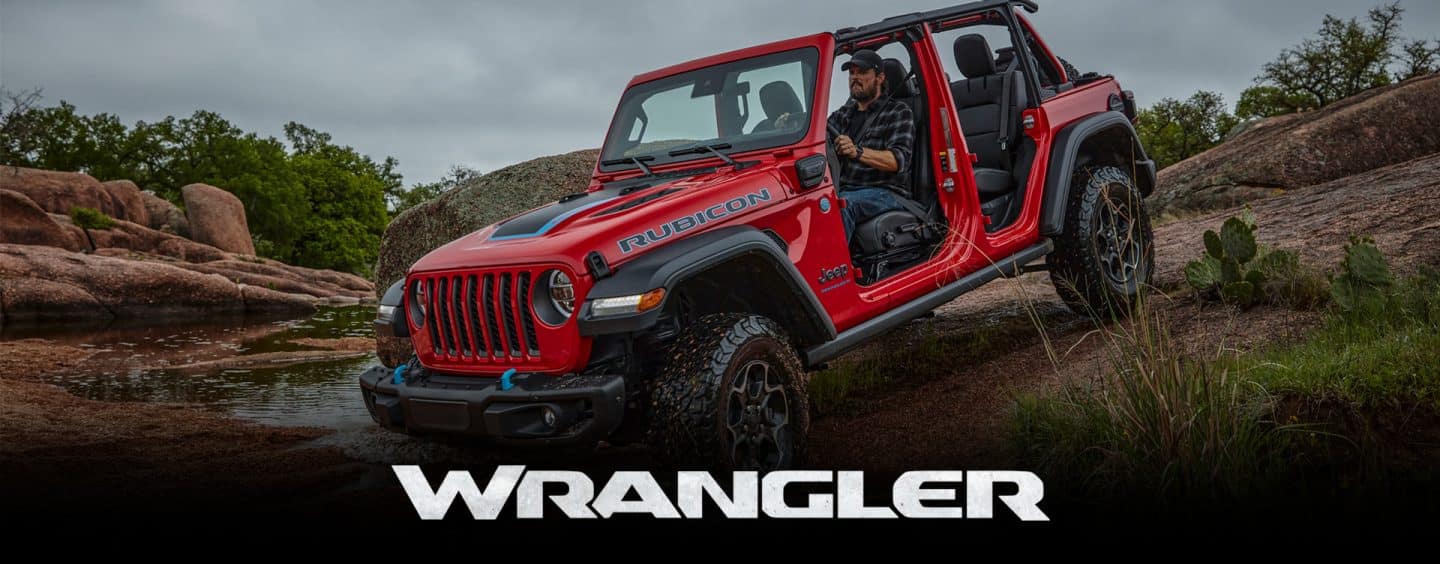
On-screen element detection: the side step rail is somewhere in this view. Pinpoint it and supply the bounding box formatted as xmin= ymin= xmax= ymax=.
xmin=802 ymin=239 xmax=1053 ymax=368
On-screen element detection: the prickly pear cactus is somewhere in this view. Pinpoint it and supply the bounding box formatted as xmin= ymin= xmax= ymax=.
xmin=1220 ymin=217 xmax=1257 ymax=264
xmin=1184 ymin=210 xmax=1273 ymax=308
xmin=1331 ymin=236 xmax=1392 ymax=312
xmin=1185 ymin=256 xmax=1221 ymax=291
xmin=1221 ymin=280 xmax=1256 ymax=308
xmin=1204 ymin=231 xmax=1223 ymax=260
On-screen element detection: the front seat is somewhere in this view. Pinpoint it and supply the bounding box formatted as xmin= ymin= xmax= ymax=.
xmin=850 ymin=58 xmax=936 ymax=259
xmin=950 ymin=34 xmax=1026 ymax=219
xmin=750 ymin=81 xmax=805 ymax=133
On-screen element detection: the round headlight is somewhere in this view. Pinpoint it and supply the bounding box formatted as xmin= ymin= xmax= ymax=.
xmin=548 ymin=270 xmax=574 ymax=317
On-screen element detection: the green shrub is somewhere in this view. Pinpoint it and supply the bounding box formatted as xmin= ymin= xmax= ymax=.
xmin=69 ymin=206 xmax=115 ymax=230
xmin=1010 ymin=306 xmax=1290 ymax=501
xmin=1011 ymin=243 xmax=1440 ymax=507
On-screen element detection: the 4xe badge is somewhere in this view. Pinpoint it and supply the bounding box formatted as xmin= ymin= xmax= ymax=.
xmin=818 ymin=264 xmax=849 ymax=284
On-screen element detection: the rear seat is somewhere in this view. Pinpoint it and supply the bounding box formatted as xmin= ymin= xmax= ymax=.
xmin=949 ymin=34 xmax=1025 ymax=218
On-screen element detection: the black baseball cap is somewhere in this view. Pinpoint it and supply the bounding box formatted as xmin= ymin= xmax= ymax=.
xmin=841 ymin=49 xmax=883 ymax=72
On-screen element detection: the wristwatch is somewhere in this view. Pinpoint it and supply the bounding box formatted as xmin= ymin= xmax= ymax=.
xmin=855 ymin=146 xmax=865 ymax=160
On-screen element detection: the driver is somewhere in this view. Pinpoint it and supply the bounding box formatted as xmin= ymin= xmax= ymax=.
xmin=826 ymin=49 xmax=916 ymax=243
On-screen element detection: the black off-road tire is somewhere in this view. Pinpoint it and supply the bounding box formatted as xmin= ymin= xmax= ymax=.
xmin=647 ymin=313 xmax=809 ymax=470
xmin=1048 ymin=165 xmax=1154 ymax=318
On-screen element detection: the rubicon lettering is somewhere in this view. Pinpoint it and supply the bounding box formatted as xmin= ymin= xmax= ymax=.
xmin=617 ymin=188 xmax=773 ymax=253
xmin=392 ymin=466 xmax=1049 ymax=520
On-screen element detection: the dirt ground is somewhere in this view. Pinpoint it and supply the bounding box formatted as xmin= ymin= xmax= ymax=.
xmin=807 ymin=154 xmax=1440 ymax=472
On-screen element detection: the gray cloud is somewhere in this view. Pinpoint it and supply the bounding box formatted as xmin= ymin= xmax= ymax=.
xmin=3 ymin=0 xmax=1437 ymax=185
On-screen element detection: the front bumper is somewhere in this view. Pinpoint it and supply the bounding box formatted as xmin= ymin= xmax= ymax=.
xmin=358 ymin=364 xmax=625 ymax=446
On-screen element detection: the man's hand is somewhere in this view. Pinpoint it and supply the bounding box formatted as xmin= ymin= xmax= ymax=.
xmin=836 ymin=135 xmax=859 ymax=159
xmin=774 ymin=112 xmax=792 ymax=130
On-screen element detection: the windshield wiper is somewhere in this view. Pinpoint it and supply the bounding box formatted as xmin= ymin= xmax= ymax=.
xmin=668 ymin=143 xmax=738 ymax=167
xmin=599 ymin=155 xmax=657 ymax=177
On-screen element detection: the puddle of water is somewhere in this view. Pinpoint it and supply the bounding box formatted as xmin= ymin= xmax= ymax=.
xmin=4 ymin=306 xmax=381 ymax=431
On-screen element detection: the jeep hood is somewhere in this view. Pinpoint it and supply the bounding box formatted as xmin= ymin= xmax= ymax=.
xmin=407 ymin=162 xmax=788 ymax=275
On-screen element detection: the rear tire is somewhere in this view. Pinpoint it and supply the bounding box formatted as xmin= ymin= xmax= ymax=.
xmin=647 ymin=313 xmax=809 ymax=470
xmin=1048 ymin=165 xmax=1154 ymax=318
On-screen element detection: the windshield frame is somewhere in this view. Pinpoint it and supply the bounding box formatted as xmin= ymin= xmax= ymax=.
xmin=598 ymin=46 xmax=821 ymax=173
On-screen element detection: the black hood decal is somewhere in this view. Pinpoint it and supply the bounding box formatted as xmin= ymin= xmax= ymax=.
xmin=488 ymin=166 xmax=718 ymax=241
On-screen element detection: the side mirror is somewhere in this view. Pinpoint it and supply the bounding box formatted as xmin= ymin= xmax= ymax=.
xmin=795 ymin=154 xmax=827 ymax=189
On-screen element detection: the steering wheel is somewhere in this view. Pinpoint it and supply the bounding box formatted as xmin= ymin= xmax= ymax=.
xmin=826 ymin=122 xmax=843 ymax=152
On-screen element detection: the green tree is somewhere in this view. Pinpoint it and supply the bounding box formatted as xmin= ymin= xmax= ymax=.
xmin=1240 ymin=2 xmax=1437 ymax=120
xmin=389 ymin=164 xmax=480 ymax=216
xmin=0 ymin=88 xmax=45 ymax=165
xmin=0 ymin=92 xmax=396 ymax=275
xmin=1136 ymin=91 xmax=1240 ymax=169
xmin=1396 ymin=39 xmax=1440 ymax=80
xmin=285 ymin=122 xmax=390 ymax=275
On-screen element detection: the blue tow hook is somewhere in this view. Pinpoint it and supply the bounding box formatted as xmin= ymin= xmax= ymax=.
xmin=393 ymin=362 xmax=408 ymax=385
xmin=500 ymin=368 xmax=517 ymax=391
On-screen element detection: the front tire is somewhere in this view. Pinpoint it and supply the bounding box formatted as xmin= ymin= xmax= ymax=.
xmin=1048 ymin=165 xmax=1154 ymax=317
xmin=647 ymin=313 xmax=809 ymax=470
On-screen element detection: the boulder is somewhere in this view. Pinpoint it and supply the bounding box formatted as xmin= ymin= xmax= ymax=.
xmin=99 ymin=180 xmax=150 ymax=228
xmin=239 ymin=284 xmax=320 ymax=315
xmin=139 ymin=190 xmax=189 ymax=236
xmin=0 ymin=166 xmax=148 ymax=223
xmin=0 ymin=190 xmax=84 ymax=251
xmin=182 ymin=183 xmax=255 ymax=255
xmin=373 ymin=148 xmax=599 ymax=296
xmin=1151 ymin=73 xmax=1440 ymax=215
xmin=0 ymin=244 xmax=315 ymax=324
xmin=50 ymin=214 xmax=227 ymax=262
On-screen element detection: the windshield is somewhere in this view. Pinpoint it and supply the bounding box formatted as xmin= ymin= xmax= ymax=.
xmin=600 ymin=47 xmax=819 ymax=171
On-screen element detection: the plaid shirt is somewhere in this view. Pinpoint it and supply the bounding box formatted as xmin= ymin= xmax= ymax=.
xmin=827 ymin=96 xmax=915 ymax=195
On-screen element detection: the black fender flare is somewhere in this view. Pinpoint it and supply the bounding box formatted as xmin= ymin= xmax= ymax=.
xmin=1040 ymin=110 xmax=1157 ymax=236
xmin=577 ymin=225 xmax=836 ymax=343
xmin=377 ymin=279 xmax=409 ymax=339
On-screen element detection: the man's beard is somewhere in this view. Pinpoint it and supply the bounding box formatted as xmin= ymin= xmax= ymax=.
xmin=851 ymin=82 xmax=879 ymax=103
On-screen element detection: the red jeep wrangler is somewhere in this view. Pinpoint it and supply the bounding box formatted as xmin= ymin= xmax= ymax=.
xmin=361 ymin=0 xmax=1155 ymax=470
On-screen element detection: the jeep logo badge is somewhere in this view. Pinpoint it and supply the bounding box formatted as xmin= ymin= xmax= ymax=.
xmin=818 ymin=264 xmax=849 ymax=284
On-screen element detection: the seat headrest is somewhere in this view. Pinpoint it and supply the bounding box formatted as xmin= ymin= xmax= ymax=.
xmin=954 ymin=34 xmax=997 ymax=78
xmin=758 ymin=81 xmax=803 ymax=118
xmin=881 ymin=58 xmax=914 ymax=97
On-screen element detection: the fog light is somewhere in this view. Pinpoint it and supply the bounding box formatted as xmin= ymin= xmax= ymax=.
xmin=542 ymin=407 xmax=557 ymax=428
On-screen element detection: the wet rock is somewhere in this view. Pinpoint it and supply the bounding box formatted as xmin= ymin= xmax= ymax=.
xmin=0 ymin=189 xmax=84 ymax=251
xmin=0 ymin=166 xmax=150 ymax=224
xmin=373 ymin=148 xmax=599 ymax=296
xmin=239 ymin=284 xmax=320 ymax=315
xmin=171 ymin=259 xmax=372 ymax=299
xmin=1152 ymin=73 xmax=1440 ymax=215
xmin=182 ymin=183 xmax=255 ymax=255
xmin=77 ymin=217 xmax=228 ymax=262
xmin=0 ymin=244 xmax=320 ymax=323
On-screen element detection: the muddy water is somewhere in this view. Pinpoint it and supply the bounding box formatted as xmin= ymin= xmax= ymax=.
xmin=3 ymin=306 xmax=381 ymax=430
xmin=2 ymin=307 xmax=645 ymax=465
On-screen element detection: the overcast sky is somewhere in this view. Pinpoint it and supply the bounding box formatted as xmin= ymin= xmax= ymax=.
xmin=3 ymin=0 xmax=1437 ymax=186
